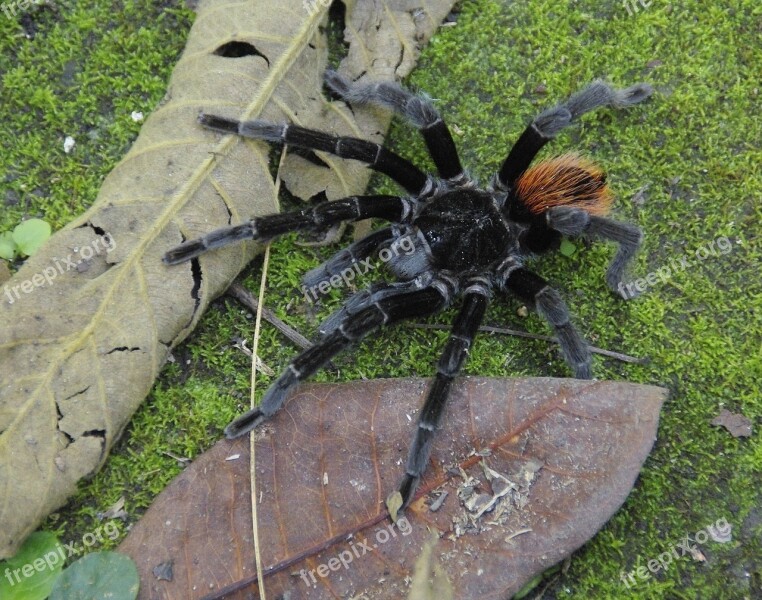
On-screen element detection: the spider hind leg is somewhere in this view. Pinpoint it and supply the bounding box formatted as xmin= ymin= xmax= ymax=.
xmin=501 ymin=266 xmax=592 ymax=379
xmin=544 ymin=207 xmax=643 ymax=297
xmin=224 ymin=280 xmax=453 ymax=438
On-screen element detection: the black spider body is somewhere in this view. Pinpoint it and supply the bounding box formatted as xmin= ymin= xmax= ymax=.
xmin=164 ymin=70 xmax=652 ymax=509
xmin=414 ymin=189 xmax=516 ymax=272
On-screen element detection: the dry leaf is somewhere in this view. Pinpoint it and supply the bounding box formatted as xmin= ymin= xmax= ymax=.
xmin=119 ymin=377 xmax=667 ymax=599
xmin=710 ymin=408 xmax=753 ymax=438
xmin=0 ymin=0 xmax=455 ymax=558
xmin=0 ymin=261 xmax=11 ymax=287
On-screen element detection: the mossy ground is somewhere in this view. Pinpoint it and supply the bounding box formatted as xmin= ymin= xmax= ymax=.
xmin=1 ymin=0 xmax=760 ymax=598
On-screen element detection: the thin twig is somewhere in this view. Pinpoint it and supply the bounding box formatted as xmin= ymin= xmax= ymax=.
xmin=409 ymin=323 xmax=648 ymax=364
xmin=228 ymin=282 xmax=312 ymax=350
xmin=249 ymin=247 xmax=270 ymax=600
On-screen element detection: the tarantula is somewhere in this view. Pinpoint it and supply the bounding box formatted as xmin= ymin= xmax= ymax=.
xmin=164 ymin=70 xmax=652 ymax=508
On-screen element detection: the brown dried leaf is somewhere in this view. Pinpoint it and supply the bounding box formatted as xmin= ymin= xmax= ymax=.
xmin=0 ymin=0 xmax=455 ymax=558
xmin=119 ymin=377 xmax=667 ymax=599
xmin=710 ymin=408 xmax=753 ymax=438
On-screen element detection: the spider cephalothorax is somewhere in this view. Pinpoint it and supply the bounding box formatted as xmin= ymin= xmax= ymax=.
xmin=164 ymin=70 xmax=652 ymax=507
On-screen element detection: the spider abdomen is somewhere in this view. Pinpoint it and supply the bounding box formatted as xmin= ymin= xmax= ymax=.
xmin=414 ymin=189 xmax=515 ymax=272
xmin=515 ymin=153 xmax=613 ymax=216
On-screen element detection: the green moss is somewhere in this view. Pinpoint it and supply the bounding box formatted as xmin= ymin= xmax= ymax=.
xmin=1 ymin=0 xmax=760 ymax=597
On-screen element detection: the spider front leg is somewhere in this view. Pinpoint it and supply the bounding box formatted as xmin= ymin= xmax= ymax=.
xmin=501 ymin=263 xmax=592 ymax=379
xmin=324 ymin=70 xmax=466 ymax=183
xmin=398 ymin=283 xmax=490 ymax=508
xmin=163 ymin=195 xmax=412 ymax=264
xmin=546 ymin=207 xmax=643 ymax=297
xmin=224 ymin=276 xmax=455 ymax=438
xmin=199 ymin=114 xmax=435 ymax=197
xmin=492 ymin=80 xmax=653 ymax=192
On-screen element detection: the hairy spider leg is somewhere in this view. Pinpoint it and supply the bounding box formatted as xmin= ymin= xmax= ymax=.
xmin=398 ymin=284 xmax=490 ymax=507
xmin=199 ymin=114 xmax=434 ymax=197
xmin=546 ymin=207 xmax=643 ymax=296
xmin=316 ymin=277 xmax=428 ymax=336
xmin=224 ymin=281 xmax=452 ymax=438
xmin=324 ymin=70 xmax=465 ymax=183
xmin=493 ymin=80 xmax=653 ymax=191
xmin=500 ymin=264 xmax=592 ymax=378
xmin=301 ymin=227 xmax=398 ymax=290
xmin=163 ymin=195 xmax=411 ymax=265
xmin=490 ymin=81 xmax=651 ymax=292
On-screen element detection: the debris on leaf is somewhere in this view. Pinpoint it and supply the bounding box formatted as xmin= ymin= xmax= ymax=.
xmin=153 ymin=560 xmax=174 ymax=582
xmin=428 ymin=490 xmax=448 ymax=512
xmin=386 ymin=491 xmax=404 ymax=523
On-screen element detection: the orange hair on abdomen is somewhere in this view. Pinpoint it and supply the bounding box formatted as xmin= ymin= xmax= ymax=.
xmin=514 ymin=153 xmax=613 ymax=216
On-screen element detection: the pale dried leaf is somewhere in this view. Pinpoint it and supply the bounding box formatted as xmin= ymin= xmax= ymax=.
xmin=408 ymin=533 xmax=454 ymax=600
xmin=0 ymin=0 xmax=456 ymax=558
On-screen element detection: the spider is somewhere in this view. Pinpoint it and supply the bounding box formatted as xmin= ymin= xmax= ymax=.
xmin=164 ymin=70 xmax=652 ymax=508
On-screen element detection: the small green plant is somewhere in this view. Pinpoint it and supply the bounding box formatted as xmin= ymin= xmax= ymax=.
xmin=0 ymin=532 xmax=139 ymax=600
xmin=0 ymin=532 xmax=63 ymax=600
xmin=559 ymin=238 xmax=577 ymax=257
xmin=0 ymin=219 xmax=51 ymax=260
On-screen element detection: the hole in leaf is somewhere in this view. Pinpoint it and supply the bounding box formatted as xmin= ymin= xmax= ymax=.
xmin=289 ymin=146 xmax=330 ymax=169
xmin=79 ymin=222 xmax=107 ymax=237
xmin=189 ymin=256 xmax=203 ymax=319
xmin=106 ymin=346 xmax=140 ymax=354
xmin=213 ymin=41 xmax=270 ymax=67
xmin=324 ymin=0 xmax=348 ymax=70
xmin=82 ymin=429 xmax=106 ymax=439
